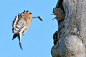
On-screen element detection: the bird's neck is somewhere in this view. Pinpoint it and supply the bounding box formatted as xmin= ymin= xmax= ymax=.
xmin=26 ymin=21 xmax=31 ymax=29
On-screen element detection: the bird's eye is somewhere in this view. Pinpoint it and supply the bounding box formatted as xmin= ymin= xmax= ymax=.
xmin=29 ymin=18 xmax=30 ymax=19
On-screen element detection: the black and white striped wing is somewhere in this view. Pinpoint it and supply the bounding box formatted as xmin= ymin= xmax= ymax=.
xmin=12 ymin=14 xmax=26 ymax=34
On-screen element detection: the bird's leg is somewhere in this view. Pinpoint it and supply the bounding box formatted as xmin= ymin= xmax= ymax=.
xmin=18 ymin=33 xmax=23 ymax=50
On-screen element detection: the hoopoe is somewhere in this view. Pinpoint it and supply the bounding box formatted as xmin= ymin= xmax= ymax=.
xmin=52 ymin=8 xmax=65 ymax=43
xmin=52 ymin=8 xmax=65 ymax=21
xmin=12 ymin=10 xmax=42 ymax=50
xmin=52 ymin=0 xmax=65 ymax=45
xmin=52 ymin=0 xmax=65 ymax=22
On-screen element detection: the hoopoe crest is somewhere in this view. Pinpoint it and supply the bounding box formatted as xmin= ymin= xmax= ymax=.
xmin=12 ymin=10 xmax=43 ymax=50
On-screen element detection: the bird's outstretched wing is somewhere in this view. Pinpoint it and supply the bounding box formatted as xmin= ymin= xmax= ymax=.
xmin=12 ymin=14 xmax=26 ymax=34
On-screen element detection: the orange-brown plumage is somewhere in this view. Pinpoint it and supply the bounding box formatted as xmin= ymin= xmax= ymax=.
xmin=24 ymin=12 xmax=32 ymax=20
xmin=24 ymin=12 xmax=29 ymax=20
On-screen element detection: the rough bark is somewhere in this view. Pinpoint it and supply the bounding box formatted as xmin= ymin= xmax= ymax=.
xmin=51 ymin=0 xmax=86 ymax=57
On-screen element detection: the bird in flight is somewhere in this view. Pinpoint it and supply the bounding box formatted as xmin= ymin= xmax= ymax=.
xmin=12 ymin=10 xmax=42 ymax=50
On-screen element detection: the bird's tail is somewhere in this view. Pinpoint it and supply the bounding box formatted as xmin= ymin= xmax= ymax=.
xmin=18 ymin=33 xmax=23 ymax=50
xmin=12 ymin=33 xmax=23 ymax=50
xmin=12 ymin=34 xmax=18 ymax=40
xmin=19 ymin=41 xmax=23 ymax=50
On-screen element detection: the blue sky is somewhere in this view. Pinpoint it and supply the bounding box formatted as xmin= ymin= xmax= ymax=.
xmin=0 ymin=0 xmax=58 ymax=57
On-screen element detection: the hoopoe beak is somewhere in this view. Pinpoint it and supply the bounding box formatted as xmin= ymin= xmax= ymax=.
xmin=32 ymin=16 xmax=43 ymax=21
xmin=52 ymin=17 xmax=56 ymax=20
xmin=32 ymin=17 xmax=38 ymax=19
xmin=51 ymin=14 xmax=55 ymax=15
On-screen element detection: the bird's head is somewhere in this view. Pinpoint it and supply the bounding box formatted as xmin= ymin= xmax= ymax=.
xmin=23 ymin=10 xmax=32 ymax=22
xmin=52 ymin=8 xmax=63 ymax=15
xmin=23 ymin=10 xmax=43 ymax=22
xmin=51 ymin=8 xmax=64 ymax=20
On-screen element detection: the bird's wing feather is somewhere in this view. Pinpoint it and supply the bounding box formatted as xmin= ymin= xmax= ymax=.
xmin=12 ymin=14 xmax=26 ymax=34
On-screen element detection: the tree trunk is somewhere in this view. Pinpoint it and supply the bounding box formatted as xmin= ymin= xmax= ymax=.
xmin=51 ymin=0 xmax=86 ymax=57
